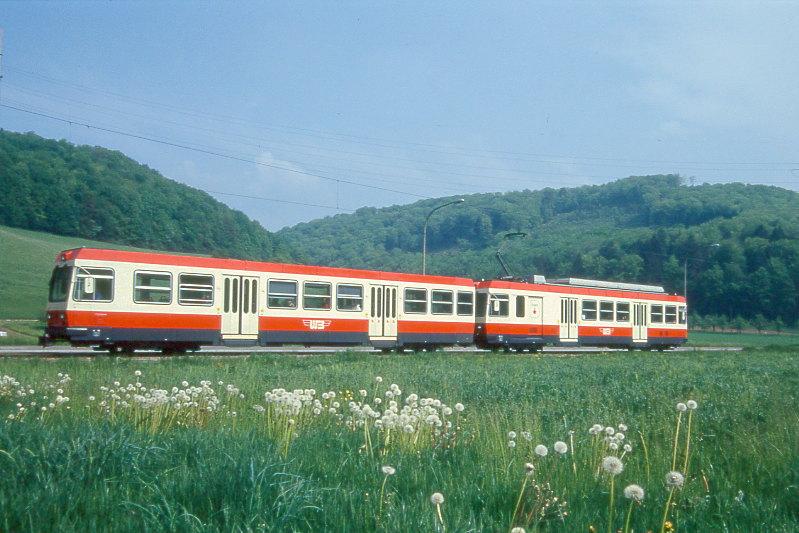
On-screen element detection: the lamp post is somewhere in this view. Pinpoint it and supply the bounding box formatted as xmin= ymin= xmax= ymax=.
xmin=422 ymin=198 xmax=464 ymax=274
xmin=684 ymin=243 xmax=720 ymax=301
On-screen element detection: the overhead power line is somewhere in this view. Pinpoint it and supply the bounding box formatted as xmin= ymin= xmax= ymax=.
xmin=0 ymin=102 xmax=432 ymax=202
xmin=7 ymin=65 xmax=799 ymax=169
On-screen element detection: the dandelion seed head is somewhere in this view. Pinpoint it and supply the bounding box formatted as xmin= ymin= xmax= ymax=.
xmin=511 ymin=528 xmax=526 ymax=533
xmin=430 ymin=492 xmax=444 ymax=505
xmin=605 ymin=426 xmax=615 ymax=436
xmin=623 ymin=444 xmax=632 ymax=452
xmin=524 ymin=462 xmax=535 ymax=474
xmin=381 ymin=465 xmax=396 ymax=476
xmin=665 ymin=471 xmax=685 ymax=488
xmin=454 ymin=402 xmax=465 ymax=412
xmin=534 ymin=444 xmax=548 ymax=457
xmin=676 ymin=402 xmax=687 ymax=412
xmin=508 ymin=431 xmax=517 ymax=439
xmin=687 ymin=400 xmax=698 ymax=410
xmin=609 ymin=442 xmax=619 ymax=451
xmin=623 ymin=484 xmax=645 ymax=501
xmin=375 ymin=376 xmax=383 ymax=383
xmin=601 ymin=456 xmax=623 ymax=475
xmin=554 ymin=441 xmax=568 ymax=454
xmin=508 ymin=440 xmax=516 ymax=448
xmin=618 ymin=423 xmax=628 ymax=432
xmin=134 ymin=370 xmax=142 ymax=377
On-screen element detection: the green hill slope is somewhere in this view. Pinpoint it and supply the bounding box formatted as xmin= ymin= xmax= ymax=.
xmin=0 ymin=129 xmax=291 ymax=261
xmin=0 ymin=225 xmax=147 ymax=319
xmin=279 ymin=175 xmax=799 ymax=325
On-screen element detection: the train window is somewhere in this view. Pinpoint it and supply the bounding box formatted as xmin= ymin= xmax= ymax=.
xmin=73 ymin=267 xmax=114 ymax=302
xmin=599 ymin=301 xmax=614 ymax=321
xmin=268 ymin=280 xmax=297 ymax=309
xmin=581 ymin=300 xmax=597 ymax=321
xmin=516 ymin=295 xmax=525 ymax=317
xmin=179 ymin=274 xmax=214 ymax=306
xmin=678 ymin=306 xmax=687 ymax=324
xmin=337 ymin=284 xmax=363 ymax=311
xmin=457 ymin=291 xmax=474 ymax=316
xmin=303 ymin=282 xmax=332 ymax=310
xmin=616 ymin=302 xmax=630 ymax=322
xmin=133 ymin=271 xmax=172 ymax=304
xmin=651 ymin=305 xmax=664 ymax=323
xmin=665 ymin=305 xmax=677 ymax=324
xmin=252 ymin=280 xmax=258 ymax=312
xmin=431 ymin=290 xmax=454 ymax=314
xmin=404 ymin=288 xmax=427 ymax=314
xmin=243 ymin=279 xmax=250 ymax=313
xmin=224 ymin=278 xmax=230 ymax=312
xmin=489 ymin=294 xmax=509 ymax=317
xmin=48 ymin=266 xmax=72 ymax=303
xmin=476 ymin=292 xmax=488 ymax=318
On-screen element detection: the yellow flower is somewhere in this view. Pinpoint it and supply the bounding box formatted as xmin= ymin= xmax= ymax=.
xmin=664 ymin=521 xmax=674 ymax=532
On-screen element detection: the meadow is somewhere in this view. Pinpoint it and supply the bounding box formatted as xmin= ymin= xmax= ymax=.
xmin=0 ymin=348 xmax=797 ymax=533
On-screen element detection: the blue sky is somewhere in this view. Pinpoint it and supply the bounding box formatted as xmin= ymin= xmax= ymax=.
xmin=1 ymin=2 xmax=797 ymax=230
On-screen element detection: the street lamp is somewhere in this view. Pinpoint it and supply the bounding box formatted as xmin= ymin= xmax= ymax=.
xmin=684 ymin=243 xmax=720 ymax=301
xmin=422 ymin=198 xmax=465 ymax=274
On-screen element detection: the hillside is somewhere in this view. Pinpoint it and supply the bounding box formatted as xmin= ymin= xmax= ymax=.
xmin=280 ymin=175 xmax=799 ymax=325
xmin=0 ymin=225 xmax=147 ymax=319
xmin=0 ymin=129 xmax=291 ymax=261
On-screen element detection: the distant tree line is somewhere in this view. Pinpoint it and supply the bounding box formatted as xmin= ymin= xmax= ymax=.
xmin=0 ymin=130 xmax=292 ymax=261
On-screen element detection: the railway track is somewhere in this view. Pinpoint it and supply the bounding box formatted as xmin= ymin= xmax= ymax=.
xmin=0 ymin=345 xmax=742 ymax=358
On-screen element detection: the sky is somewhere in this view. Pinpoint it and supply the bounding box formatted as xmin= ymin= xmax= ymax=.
xmin=1 ymin=2 xmax=797 ymax=230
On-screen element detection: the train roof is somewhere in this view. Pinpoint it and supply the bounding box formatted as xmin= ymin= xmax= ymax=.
xmin=476 ymin=278 xmax=685 ymax=302
xmin=55 ymin=248 xmax=475 ymax=287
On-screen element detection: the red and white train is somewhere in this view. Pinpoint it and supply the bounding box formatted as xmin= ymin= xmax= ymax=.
xmin=42 ymin=248 xmax=687 ymax=353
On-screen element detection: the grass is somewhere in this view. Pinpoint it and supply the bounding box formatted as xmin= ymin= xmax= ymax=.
xmin=686 ymin=330 xmax=799 ymax=348
xmin=0 ymin=319 xmax=44 ymax=345
xmin=1 ymin=349 xmax=797 ymax=532
xmin=0 ymin=225 xmax=141 ymax=319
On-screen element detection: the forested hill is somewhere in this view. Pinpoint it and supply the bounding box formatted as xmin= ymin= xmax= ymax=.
xmin=280 ymin=175 xmax=799 ymax=325
xmin=0 ymin=130 xmax=291 ymax=261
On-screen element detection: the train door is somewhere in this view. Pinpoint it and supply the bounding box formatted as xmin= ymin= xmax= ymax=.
xmin=559 ymin=297 xmax=578 ymax=342
xmin=368 ymin=285 xmax=398 ymax=341
xmin=528 ymin=296 xmax=543 ymax=328
xmin=221 ymin=275 xmax=260 ymax=340
xmin=632 ymin=302 xmax=648 ymax=343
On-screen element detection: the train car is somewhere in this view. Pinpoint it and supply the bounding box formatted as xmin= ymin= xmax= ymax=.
xmin=42 ymin=248 xmax=476 ymax=353
xmin=474 ymin=277 xmax=687 ymax=351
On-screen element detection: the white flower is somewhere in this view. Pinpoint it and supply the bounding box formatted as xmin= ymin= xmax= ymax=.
xmin=618 ymin=423 xmax=628 ymax=432
xmin=623 ymin=444 xmax=632 ymax=452
xmin=602 ymin=456 xmax=623 ymax=476
xmin=609 ymin=442 xmax=619 ymax=451
xmin=508 ymin=431 xmax=517 ymax=439
xmin=687 ymin=400 xmax=698 ymax=410
xmin=430 ymin=492 xmax=445 ymax=505
xmin=554 ymin=441 xmax=568 ymax=454
xmin=134 ymin=370 xmax=142 ymax=377
xmin=534 ymin=444 xmax=548 ymax=457
xmin=88 ymin=396 xmax=95 ymax=401
xmin=589 ymin=424 xmax=602 ymax=435
xmin=665 ymin=471 xmax=685 ymax=488
xmin=403 ymin=424 xmax=414 ymax=433
xmin=511 ymin=528 xmax=526 ymax=533
xmin=605 ymin=426 xmax=615 ymax=436
xmin=382 ymin=465 xmax=396 ymax=476
xmin=454 ymin=402 xmax=465 ymax=412
xmin=524 ymin=462 xmax=535 ymax=474
xmin=623 ymin=484 xmax=645 ymax=501
xmin=375 ymin=376 xmax=383 ymax=383
xmin=676 ymin=402 xmax=687 ymax=412
xmin=508 ymin=440 xmax=516 ymax=448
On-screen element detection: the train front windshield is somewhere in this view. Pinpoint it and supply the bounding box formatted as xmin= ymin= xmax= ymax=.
xmin=48 ymin=266 xmax=72 ymax=303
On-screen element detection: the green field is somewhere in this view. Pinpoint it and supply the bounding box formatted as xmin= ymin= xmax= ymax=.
xmin=1 ymin=349 xmax=797 ymax=532
xmin=0 ymin=225 xmax=144 ymax=319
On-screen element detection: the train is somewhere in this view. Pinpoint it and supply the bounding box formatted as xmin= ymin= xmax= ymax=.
xmin=41 ymin=248 xmax=687 ymax=353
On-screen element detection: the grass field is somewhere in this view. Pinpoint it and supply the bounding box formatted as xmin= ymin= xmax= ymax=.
xmin=0 ymin=225 xmax=140 ymax=319
xmin=1 ymin=349 xmax=797 ymax=532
